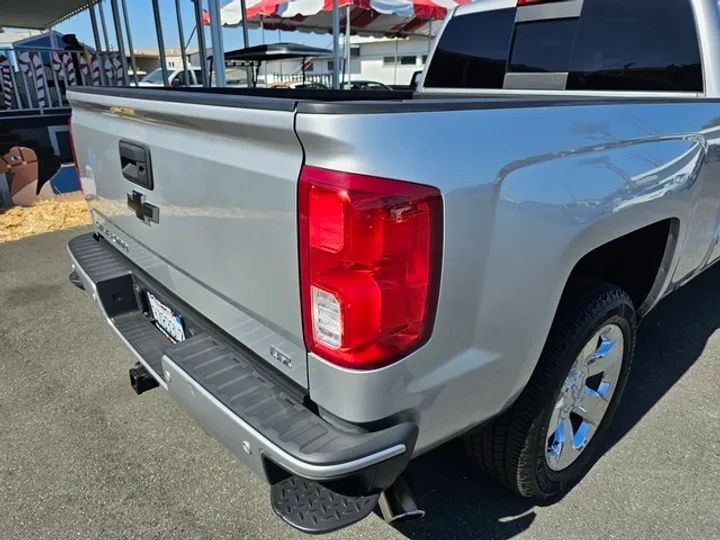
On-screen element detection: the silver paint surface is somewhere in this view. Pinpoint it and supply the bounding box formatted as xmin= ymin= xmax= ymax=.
xmin=66 ymin=0 xmax=720 ymax=454
xmin=69 ymin=93 xmax=309 ymax=387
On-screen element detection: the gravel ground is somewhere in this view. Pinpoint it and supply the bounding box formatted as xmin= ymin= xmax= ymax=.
xmin=1 ymin=227 xmax=719 ymax=540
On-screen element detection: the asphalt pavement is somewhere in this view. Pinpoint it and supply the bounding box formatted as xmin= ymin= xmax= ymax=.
xmin=1 ymin=227 xmax=719 ymax=540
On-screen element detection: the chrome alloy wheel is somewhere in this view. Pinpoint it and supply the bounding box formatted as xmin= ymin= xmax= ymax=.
xmin=545 ymin=324 xmax=624 ymax=472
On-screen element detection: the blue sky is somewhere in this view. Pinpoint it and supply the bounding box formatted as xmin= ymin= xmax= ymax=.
xmin=55 ymin=0 xmax=329 ymax=51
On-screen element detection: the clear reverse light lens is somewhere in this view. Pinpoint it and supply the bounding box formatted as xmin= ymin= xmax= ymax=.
xmin=311 ymin=286 xmax=342 ymax=349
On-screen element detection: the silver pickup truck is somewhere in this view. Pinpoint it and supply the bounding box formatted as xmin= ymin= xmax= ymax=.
xmin=67 ymin=0 xmax=720 ymax=532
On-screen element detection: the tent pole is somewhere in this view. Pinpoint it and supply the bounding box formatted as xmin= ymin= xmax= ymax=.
xmin=278 ymin=30 xmax=283 ymax=78
xmin=331 ymin=0 xmax=340 ymax=89
xmin=98 ymin=0 xmax=112 ymax=51
xmin=120 ymin=0 xmax=139 ymax=85
xmin=393 ymin=38 xmax=398 ymax=85
xmin=207 ymin=0 xmax=227 ymax=87
xmin=175 ymin=0 xmax=190 ymax=86
xmin=344 ymin=4 xmax=351 ymax=86
xmin=98 ymin=0 xmax=112 ymax=85
xmin=88 ymin=1 xmax=103 ymax=53
xmin=260 ymin=16 xmax=268 ymax=86
xmin=110 ymin=0 xmax=130 ymax=85
xmin=150 ymin=0 xmax=170 ymax=86
xmin=427 ymin=18 xmax=433 ymax=54
xmin=238 ymin=0 xmax=253 ymax=86
xmin=88 ymin=0 xmax=106 ymax=85
xmin=192 ymin=0 xmax=209 ymax=86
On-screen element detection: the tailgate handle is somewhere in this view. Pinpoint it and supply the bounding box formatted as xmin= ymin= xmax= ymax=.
xmin=119 ymin=140 xmax=153 ymax=189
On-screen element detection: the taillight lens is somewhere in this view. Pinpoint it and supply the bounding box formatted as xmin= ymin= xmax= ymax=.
xmin=299 ymin=166 xmax=442 ymax=370
xmin=69 ymin=116 xmax=86 ymax=199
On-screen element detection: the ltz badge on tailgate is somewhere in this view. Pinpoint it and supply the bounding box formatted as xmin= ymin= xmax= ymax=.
xmin=270 ymin=346 xmax=293 ymax=368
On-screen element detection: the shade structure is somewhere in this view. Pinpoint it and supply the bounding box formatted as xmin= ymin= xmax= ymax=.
xmin=209 ymin=0 xmax=475 ymax=38
xmin=209 ymin=43 xmax=334 ymax=61
xmin=0 ymin=0 xmax=100 ymax=29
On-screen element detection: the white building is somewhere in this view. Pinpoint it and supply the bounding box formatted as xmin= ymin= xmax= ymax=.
xmin=193 ymin=35 xmax=431 ymax=87
xmin=263 ymin=36 xmax=430 ymax=86
xmin=347 ymin=36 xmax=430 ymax=86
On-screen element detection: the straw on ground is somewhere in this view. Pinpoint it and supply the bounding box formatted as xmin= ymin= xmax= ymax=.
xmin=0 ymin=197 xmax=91 ymax=243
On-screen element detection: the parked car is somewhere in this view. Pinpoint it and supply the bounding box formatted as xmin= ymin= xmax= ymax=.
xmin=288 ymin=82 xmax=330 ymax=89
xmin=341 ymin=80 xmax=392 ymax=90
xmin=67 ymin=0 xmax=720 ymax=533
xmin=139 ymin=66 xmax=204 ymax=87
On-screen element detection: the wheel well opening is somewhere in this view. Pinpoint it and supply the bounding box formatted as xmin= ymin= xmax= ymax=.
xmin=569 ymin=219 xmax=675 ymax=313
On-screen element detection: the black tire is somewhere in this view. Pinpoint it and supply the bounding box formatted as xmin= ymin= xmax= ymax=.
xmin=465 ymin=282 xmax=636 ymax=499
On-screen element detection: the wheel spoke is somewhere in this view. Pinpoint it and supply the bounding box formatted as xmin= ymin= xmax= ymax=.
xmin=577 ymin=331 xmax=600 ymax=368
xmin=547 ymin=414 xmax=576 ymax=470
xmin=572 ymin=420 xmax=596 ymax=452
xmin=555 ymin=416 xmax=580 ymax=469
xmin=561 ymin=416 xmax=574 ymax=446
xmin=577 ymin=387 xmax=609 ymax=425
xmin=548 ymin=399 xmax=564 ymax=435
xmin=586 ymin=334 xmax=622 ymax=376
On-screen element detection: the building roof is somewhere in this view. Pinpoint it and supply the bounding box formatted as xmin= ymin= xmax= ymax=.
xmin=0 ymin=0 xmax=99 ymax=30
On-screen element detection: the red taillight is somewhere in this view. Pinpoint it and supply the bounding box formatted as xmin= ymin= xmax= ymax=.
xmin=69 ymin=116 xmax=86 ymax=199
xmin=299 ymin=165 xmax=442 ymax=370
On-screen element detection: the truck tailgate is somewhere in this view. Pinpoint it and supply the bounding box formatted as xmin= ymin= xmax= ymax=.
xmin=68 ymin=88 xmax=309 ymax=387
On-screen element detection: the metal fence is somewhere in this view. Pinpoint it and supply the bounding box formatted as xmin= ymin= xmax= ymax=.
xmin=0 ymin=46 xmax=128 ymax=112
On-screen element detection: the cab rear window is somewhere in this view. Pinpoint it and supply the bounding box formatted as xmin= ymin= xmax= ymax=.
xmin=423 ymin=8 xmax=516 ymax=89
xmin=509 ymin=19 xmax=577 ymax=73
xmin=424 ymin=0 xmax=703 ymax=93
xmin=567 ymin=0 xmax=702 ymax=92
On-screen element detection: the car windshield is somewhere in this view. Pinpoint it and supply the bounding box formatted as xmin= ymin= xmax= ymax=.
xmin=141 ymin=69 xmax=165 ymax=84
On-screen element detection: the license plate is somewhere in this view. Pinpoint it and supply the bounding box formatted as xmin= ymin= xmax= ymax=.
xmin=147 ymin=292 xmax=186 ymax=343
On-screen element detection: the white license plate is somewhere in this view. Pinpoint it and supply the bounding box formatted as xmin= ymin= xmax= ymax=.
xmin=147 ymin=292 xmax=186 ymax=343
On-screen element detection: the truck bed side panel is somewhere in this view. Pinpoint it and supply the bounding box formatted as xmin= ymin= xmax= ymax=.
xmin=295 ymin=100 xmax=720 ymax=453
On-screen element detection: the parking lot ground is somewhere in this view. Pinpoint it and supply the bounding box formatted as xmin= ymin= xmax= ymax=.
xmin=1 ymin=227 xmax=719 ymax=539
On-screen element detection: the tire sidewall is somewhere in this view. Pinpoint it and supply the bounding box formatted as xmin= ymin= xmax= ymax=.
xmin=532 ymin=297 xmax=635 ymax=496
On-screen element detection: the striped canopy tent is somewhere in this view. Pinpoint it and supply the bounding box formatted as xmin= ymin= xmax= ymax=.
xmin=211 ymin=0 xmax=474 ymax=38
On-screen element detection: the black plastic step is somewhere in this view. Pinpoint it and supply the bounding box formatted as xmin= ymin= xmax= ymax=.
xmin=114 ymin=311 xmax=169 ymax=378
xmin=69 ymin=233 xmax=168 ymax=377
xmin=271 ymin=476 xmax=380 ymax=533
xmin=166 ymin=334 xmax=416 ymax=468
xmin=69 ymin=233 xmax=130 ymax=283
xmin=69 ymin=232 xmax=417 ymax=480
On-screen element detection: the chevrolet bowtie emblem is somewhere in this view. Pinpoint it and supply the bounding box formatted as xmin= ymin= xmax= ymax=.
xmin=127 ymin=190 xmax=160 ymax=224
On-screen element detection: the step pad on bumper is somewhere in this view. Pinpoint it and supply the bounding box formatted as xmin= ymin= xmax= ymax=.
xmin=167 ymin=334 xmax=408 ymax=465
xmin=271 ymin=476 xmax=380 ymax=533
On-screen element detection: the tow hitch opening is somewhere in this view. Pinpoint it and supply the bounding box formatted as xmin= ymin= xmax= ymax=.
xmin=129 ymin=362 xmax=160 ymax=395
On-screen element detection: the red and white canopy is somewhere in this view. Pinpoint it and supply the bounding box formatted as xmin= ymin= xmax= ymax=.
xmin=211 ymin=0 xmax=474 ymax=37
